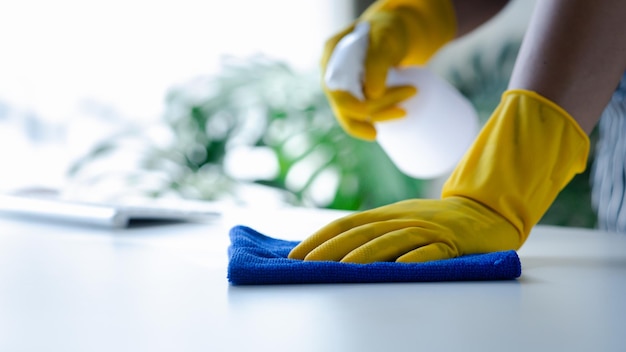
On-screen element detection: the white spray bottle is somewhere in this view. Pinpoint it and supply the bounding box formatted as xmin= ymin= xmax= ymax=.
xmin=324 ymin=22 xmax=479 ymax=179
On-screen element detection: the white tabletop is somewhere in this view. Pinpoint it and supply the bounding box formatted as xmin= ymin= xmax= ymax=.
xmin=0 ymin=205 xmax=625 ymax=352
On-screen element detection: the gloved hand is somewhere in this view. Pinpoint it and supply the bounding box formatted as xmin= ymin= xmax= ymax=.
xmin=289 ymin=90 xmax=590 ymax=263
xmin=322 ymin=0 xmax=457 ymax=140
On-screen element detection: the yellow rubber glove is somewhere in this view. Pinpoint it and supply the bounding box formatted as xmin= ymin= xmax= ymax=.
xmin=322 ymin=0 xmax=457 ymax=141
xmin=289 ymin=90 xmax=590 ymax=263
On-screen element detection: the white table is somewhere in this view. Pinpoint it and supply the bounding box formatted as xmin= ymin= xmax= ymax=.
xmin=1 ymin=206 xmax=625 ymax=352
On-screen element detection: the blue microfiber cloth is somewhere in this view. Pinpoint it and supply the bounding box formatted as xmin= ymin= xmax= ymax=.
xmin=227 ymin=225 xmax=521 ymax=285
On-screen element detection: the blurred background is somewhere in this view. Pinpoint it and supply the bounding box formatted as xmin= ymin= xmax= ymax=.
xmin=0 ymin=0 xmax=596 ymax=227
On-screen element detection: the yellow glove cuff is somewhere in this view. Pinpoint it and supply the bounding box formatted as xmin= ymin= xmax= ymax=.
xmin=442 ymin=89 xmax=590 ymax=244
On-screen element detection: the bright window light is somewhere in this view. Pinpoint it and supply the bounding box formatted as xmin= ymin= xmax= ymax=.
xmin=0 ymin=0 xmax=353 ymax=191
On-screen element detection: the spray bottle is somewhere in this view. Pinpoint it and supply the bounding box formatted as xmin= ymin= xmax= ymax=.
xmin=325 ymin=23 xmax=479 ymax=179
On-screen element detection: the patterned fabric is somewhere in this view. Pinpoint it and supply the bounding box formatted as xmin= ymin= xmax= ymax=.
xmin=591 ymin=73 xmax=626 ymax=232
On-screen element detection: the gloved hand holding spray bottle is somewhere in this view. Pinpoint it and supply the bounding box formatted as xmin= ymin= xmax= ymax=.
xmin=324 ymin=21 xmax=479 ymax=179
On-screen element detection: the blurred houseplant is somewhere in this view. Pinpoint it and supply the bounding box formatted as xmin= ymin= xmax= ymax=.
xmin=68 ymin=56 xmax=424 ymax=210
xmin=69 ymin=40 xmax=597 ymax=227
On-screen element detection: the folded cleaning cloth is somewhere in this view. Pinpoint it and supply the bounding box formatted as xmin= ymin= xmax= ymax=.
xmin=227 ymin=225 xmax=522 ymax=285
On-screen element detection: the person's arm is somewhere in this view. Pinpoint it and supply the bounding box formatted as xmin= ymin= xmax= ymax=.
xmin=452 ymin=0 xmax=509 ymax=38
xmin=509 ymin=0 xmax=626 ymax=134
